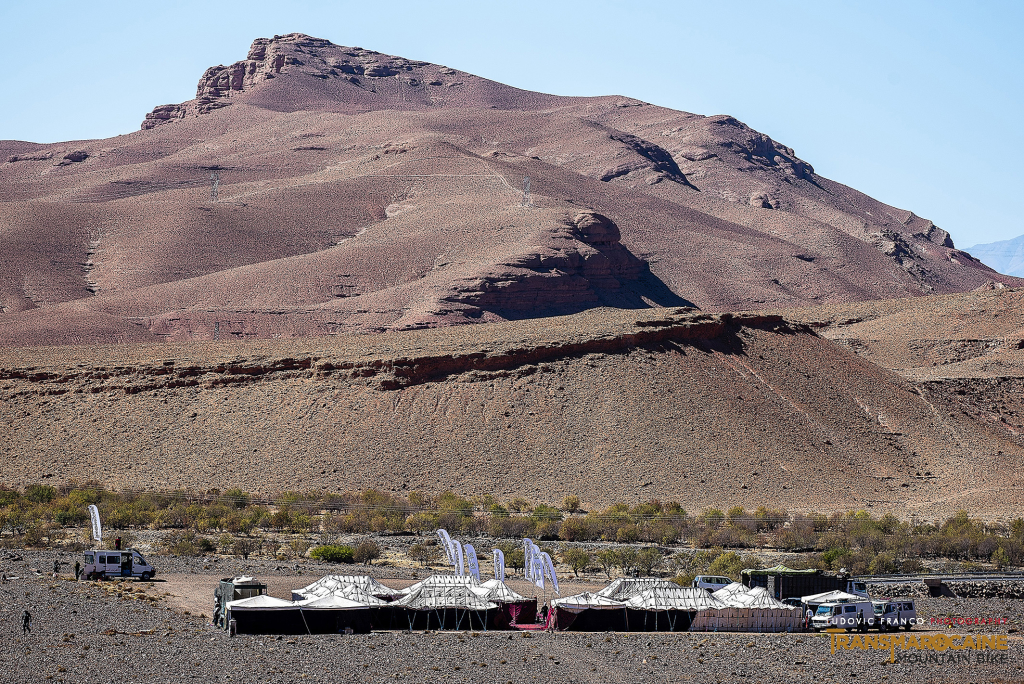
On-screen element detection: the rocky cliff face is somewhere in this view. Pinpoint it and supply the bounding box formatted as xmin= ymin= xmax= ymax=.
xmin=142 ymin=33 xmax=469 ymax=129
xmin=448 ymin=212 xmax=649 ymax=316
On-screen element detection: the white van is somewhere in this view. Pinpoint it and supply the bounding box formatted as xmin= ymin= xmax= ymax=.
xmin=692 ymin=576 xmax=732 ymax=592
xmin=811 ymin=600 xmax=876 ymax=631
xmin=82 ymin=549 xmax=156 ymax=581
xmin=874 ymin=600 xmax=917 ymax=631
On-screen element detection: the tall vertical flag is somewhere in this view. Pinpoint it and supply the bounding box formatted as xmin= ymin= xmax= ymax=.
xmin=88 ymin=504 xmax=102 ymax=543
xmin=453 ymin=540 xmax=465 ymax=577
xmin=492 ymin=549 xmax=506 ymax=582
xmin=464 ymin=544 xmax=481 ymax=581
xmin=541 ymin=552 xmax=560 ymax=595
xmin=437 ymin=529 xmax=455 ymax=565
xmin=523 ymin=538 xmax=534 ymax=580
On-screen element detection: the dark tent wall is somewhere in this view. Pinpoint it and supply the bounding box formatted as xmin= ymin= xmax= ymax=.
xmin=624 ymin=609 xmax=695 ymax=632
xmin=301 ymin=609 xmax=372 ymax=634
xmin=553 ymin=608 xmax=629 ymax=632
xmin=232 ymin=609 xmax=307 ymax=635
xmin=400 ymin=608 xmax=494 ymax=631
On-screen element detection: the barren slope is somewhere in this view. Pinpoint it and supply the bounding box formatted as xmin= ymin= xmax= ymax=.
xmin=1 ymin=33 xmax=1017 ymax=346
xmin=3 ymin=307 xmax=1022 ymax=519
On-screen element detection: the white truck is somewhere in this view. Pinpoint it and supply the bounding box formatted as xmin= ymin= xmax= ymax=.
xmin=810 ymin=600 xmax=877 ymax=631
xmin=82 ymin=549 xmax=156 ymax=581
xmin=874 ymin=599 xmax=918 ymax=631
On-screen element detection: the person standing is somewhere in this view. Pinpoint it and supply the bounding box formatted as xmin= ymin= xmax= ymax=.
xmin=22 ymin=610 xmax=31 ymax=634
xmin=74 ymin=560 xmax=81 ymax=580
xmin=53 ymin=559 xmax=60 ymax=578
xmin=805 ymin=606 xmax=813 ymax=630
xmin=114 ymin=537 xmax=121 ymax=551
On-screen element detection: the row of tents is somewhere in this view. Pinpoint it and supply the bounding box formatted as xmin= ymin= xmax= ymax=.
xmin=222 ymin=574 xmax=807 ymax=634
xmin=550 ymin=578 xmax=802 ymax=632
xmin=224 ymin=574 xmax=537 ymax=634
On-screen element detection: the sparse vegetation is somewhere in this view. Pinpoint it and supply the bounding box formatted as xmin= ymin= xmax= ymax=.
xmin=0 ymin=482 xmax=1020 ymax=572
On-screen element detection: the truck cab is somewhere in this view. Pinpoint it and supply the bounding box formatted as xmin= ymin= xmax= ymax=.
xmin=810 ymin=600 xmax=876 ymax=631
xmin=845 ymin=580 xmax=869 ymax=597
xmin=82 ymin=549 xmax=155 ymax=581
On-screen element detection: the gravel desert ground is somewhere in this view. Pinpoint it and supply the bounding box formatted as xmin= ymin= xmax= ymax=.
xmin=2 ymin=550 xmax=1021 ymax=684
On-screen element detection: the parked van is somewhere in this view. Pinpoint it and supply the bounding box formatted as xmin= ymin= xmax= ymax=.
xmin=82 ymin=549 xmax=156 ymax=581
xmin=692 ymin=576 xmax=732 ymax=592
xmin=874 ymin=600 xmax=917 ymax=631
xmin=845 ymin=580 xmax=869 ymax=597
xmin=810 ymin=600 xmax=876 ymax=631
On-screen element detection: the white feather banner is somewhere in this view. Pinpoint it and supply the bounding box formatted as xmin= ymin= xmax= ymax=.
xmin=453 ymin=540 xmax=465 ymax=577
xmin=492 ymin=548 xmax=505 ymax=582
xmin=464 ymin=544 xmax=481 ymax=581
xmin=522 ymin=538 xmax=534 ymax=580
xmin=541 ymin=552 xmax=560 ymax=595
xmin=88 ymin=504 xmax=102 ymax=543
xmin=436 ymin=529 xmax=455 ymax=565
xmin=531 ymin=553 xmax=545 ymax=589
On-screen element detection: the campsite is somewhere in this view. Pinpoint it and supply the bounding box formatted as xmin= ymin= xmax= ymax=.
xmin=2 ymin=547 xmax=1021 ymax=684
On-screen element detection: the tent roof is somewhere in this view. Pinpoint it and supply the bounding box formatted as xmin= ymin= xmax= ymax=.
xmin=476 ymin=579 xmax=526 ymax=603
xmin=297 ymin=594 xmax=369 ymax=610
xmin=400 ymin=575 xmax=480 ymax=594
xmin=742 ymin=565 xmax=819 ymax=576
xmin=708 ymin=581 xmax=749 ymax=597
xmin=226 ymin=595 xmax=296 ymax=611
xmin=739 ymin=587 xmax=796 ymax=610
xmin=393 ymin=586 xmax=497 ymax=611
xmin=552 ymin=592 xmax=626 ymax=611
xmin=597 ymin=578 xmax=679 ymax=601
xmin=294 ymin=575 xmax=397 ymax=600
xmin=624 ymin=585 xmax=728 ymax=611
xmin=802 ymin=590 xmax=862 ymax=604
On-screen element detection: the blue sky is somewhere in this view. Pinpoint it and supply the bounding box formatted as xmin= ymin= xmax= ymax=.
xmin=1 ymin=0 xmax=1020 ymax=247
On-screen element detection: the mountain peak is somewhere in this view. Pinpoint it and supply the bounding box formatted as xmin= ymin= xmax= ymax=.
xmin=141 ymin=33 xmax=561 ymax=129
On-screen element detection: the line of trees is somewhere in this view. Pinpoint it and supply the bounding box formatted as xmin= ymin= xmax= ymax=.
xmin=1 ymin=483 xmax=1022 ymax=572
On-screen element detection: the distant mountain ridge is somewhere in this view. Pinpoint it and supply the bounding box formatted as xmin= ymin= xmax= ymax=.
xmin=0 ymin=32 xmax=1020 ymax=346
xmin=964 ymin=235 xmax=1024 ymax=277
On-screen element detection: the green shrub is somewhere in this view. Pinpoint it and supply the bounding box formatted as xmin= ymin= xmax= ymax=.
xmin=25 ymin=484 xmax=57 ymax=504
xmin=310 ymin=544 xmax=354 ymax=563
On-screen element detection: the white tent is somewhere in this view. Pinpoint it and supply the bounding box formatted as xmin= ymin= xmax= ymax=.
xmin=552 ymin=592 xmax=627 ymax=612
xmin=476 ymin=579 xmax=526 ymax=603
xmin=292 ymin=575 xmax=398 ymax=602
xmin=226 ymin=595 xmax=296 ymax=611
xmin=597 ymin=578 xmax=679 ymax=601
xmin=296 ymin=594 xmax=369 ymax=610
xmin=399 ymin=574 xmax=480 ymax=595
xmin=712 ymin=582 xmax=749 ymax=601
xmin=624 ymin=585 xmax=728 ymax=611
xmin=802 ymin=590 xmax=862 ymax=606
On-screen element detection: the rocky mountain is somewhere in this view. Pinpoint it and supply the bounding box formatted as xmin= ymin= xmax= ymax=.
xmin=3 ymin=302 xmax=1022 ymax=518
xmin=965 ymin=235 xmax=1024 ymax=277
xmin=0 ymin=32 xmax=1017 ymax=346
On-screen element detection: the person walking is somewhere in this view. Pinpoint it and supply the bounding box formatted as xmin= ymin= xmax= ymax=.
xmin=53 ymin=559 xmax=60 ymax=578
xmin=22 ymin=610 xmax=31 ymax=634
xmin=114 ymin=537 xmax=121 ymax=551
